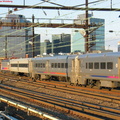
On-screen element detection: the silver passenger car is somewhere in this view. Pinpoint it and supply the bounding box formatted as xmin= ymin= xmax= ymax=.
xmin=31 ymin=55 xmax=71 ymax=81
xmin=1 ymin=59 xmax=10 ymax=73
xmin=73 ymin=52 xmax=120 ymax=88
xmin=10 ymin=58 xmax=32 ymax=76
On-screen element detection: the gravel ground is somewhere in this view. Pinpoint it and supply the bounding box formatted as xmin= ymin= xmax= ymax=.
xmin=2 ymin=80 xmax=120 ymax=110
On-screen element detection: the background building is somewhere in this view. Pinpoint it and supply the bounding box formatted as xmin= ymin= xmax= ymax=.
xmin=74 ymin=14 xmax=105 ymax=52
xmin=71 ymin=29 xmax=85 ymax=53
xmin=0 ymin=13 xmax=40 ymax=58
xmin=27 ymin=34 xmax=40 ymax=57
xmin=52 ymin=33 xmax=71 ymax=54
xmin=118 ymin=42 xmax=120 ymax=52
xmin=40 ymin=40 xmax=52 ymax=55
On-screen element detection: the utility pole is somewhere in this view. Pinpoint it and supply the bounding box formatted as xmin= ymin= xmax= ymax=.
xmin=85 ymin=0 xmax=89 ymax=53
xmin=23 ymin=0 xmax=25 ymax=6
xmin=32 ymin=14 xmax=35 ymax=57
xmin=5 ymin=36 xmax=7 ymax=59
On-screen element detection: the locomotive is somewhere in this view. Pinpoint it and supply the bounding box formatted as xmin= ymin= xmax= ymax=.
xmin=1 ymin=52 xmax=120 ymax=89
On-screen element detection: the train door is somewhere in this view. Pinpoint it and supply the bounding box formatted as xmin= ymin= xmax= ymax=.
xmin=71 ymin=56 xmax=80 ymax=85
xmin=118 ymin=58 xmax=120 ymax=78
xmin=29 ymin=59 xmax=33 ymax=77
xmin=46 ymin=60 xmax=49 ymax=72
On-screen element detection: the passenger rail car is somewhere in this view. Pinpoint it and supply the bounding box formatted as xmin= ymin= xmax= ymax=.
xmin=1 ymin=59 xmax=10 ymax=73
xmin=31 ymin=55 xmax=73 ymax=81
xmin=1 ymin=52 xmax=120 ymax=89
xmin=10 ymin=58 xmax=32 ymax=76
xmin=77 ymin=52 xmax=120 ymax=89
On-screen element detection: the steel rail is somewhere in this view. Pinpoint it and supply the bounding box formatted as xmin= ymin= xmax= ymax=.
xmin=0 ymin=88 xmax=102 ymax=120
xmin=0 ymin=84 xmax=120 ymax=120
xmin=0 ymin=97 xmax=60 ymax=120
xmin=18 ymin=80 xmax=120 ymax=104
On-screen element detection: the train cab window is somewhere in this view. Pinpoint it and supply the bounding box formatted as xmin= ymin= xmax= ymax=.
xmin=94 ymin=62 xmax=99 ymax=69
xmin=61 ymin=63 xmax=64 ymax=68
xmin=58 ymin=63 xmax=60 ymax=68
xmin=101 ymin=62 xmax=106 ymax=69
xmin=107 ymin=62 xmax=113 ymax=69
xmin=89 ymin=63 xmax=93 ymax=69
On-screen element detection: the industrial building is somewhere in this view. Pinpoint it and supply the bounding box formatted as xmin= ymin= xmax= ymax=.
xmin=74 ymin=13 xmax=105 ymax=52
xmin=40 ymin=40 xmax=52 ymax=55
xmin=0 ymin=13 xmax=40 ymax=58
xmin=52 ymin=33 xmax=71 ymax=54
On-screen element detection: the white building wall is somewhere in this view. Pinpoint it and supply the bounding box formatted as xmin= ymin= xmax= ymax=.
xmin=0 ymin=14 xmax=32 ymax=58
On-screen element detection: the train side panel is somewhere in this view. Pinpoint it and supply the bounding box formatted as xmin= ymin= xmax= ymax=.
xmin=78 ymin=53 xmax=120 ymax=88
xmin=1 ymin=60 xmax=10 ymax=72
xmin=10 ymin=58 xmax=31 ymax=75
xmin=32 ymin=56 xmax=69 ymax=81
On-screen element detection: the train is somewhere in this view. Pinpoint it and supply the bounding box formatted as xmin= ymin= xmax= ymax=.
xmin=1 ymin=52 xmax=120 ymax=90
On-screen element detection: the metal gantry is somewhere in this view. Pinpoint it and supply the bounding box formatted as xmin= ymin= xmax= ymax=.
xmin=0 ymin=0 xmax=117 ymax=55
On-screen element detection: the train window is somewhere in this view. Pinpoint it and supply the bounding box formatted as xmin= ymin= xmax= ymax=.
xmin=89 ymin=63 xmax=93 ymax=69
xmin=19 ymin=64 xmax=28 ymax=67
xmin=101 ymin=62 xmax=106 ymax=69
xmin=65 ymin=63 xmax=68 ymax=68
xmin=86 ymin=63 xmax=88 ymax=69
xmin=58 ymin=63 xmax=60 ymax=68
xmin=61 ymin=63 xmax=64 ymax=68
xmin=107 ymin=62 xmax=113 ymax=69
xmin=11 ymin=64 xmax=18 ymax=67
xmin=55 ymin=63 xmax=57 ymax=68
xmin=35 ymin=63 xmax=37 ymax=67
xmin=40 ymin=63 xmax=42 ymax=68
xmin=51 ymin=63 xmax=54 ymax=68
xmin=94 ymin=62 xmax=99 ymax=69
xmin=43 ymin=63 xmax=45 ymax=68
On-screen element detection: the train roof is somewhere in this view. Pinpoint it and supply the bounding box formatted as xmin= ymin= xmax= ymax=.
xmin=32 ymin=55 xmax=69 ymax=60
xmin=32 ymin=55 xmax=77 ymax=61
xmin=78 ymin=52 xmax=120 ymax=58
xmin=1 ymin=59 xmax=9 ymax=62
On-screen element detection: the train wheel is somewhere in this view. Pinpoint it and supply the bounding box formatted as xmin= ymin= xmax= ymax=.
xmin=32 ymin=78 xmax=36 ymax=82
xmin=108 ymin=88 xmax=112 ymax=91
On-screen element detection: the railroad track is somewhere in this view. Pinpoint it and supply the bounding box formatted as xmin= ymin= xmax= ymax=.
xmin=0 ymin=83 xmax=120 ymax=120
xmin=1 ymin=72 xmax=120 ymax=119
xmin=1 ymin=71 xmax=120 ymax=96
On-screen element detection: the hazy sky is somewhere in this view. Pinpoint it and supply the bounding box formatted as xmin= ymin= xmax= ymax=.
xmin=0 ymin=0 xmax=120 ymax=51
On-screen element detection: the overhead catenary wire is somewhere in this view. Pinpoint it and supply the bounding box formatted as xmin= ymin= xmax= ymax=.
xmin=0 ymin=0 xmax=119 ymax=57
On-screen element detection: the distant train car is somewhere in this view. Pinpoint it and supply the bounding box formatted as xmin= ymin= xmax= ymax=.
xmin=1 ymin=59 xmax=10 ymax=73
xmin=10 ymin=58 xmax=32 ymax=76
